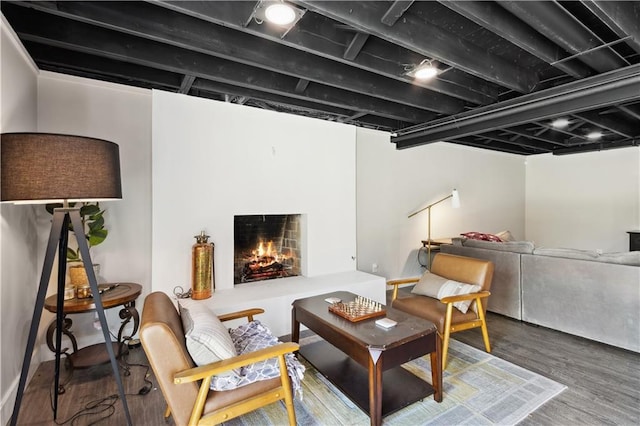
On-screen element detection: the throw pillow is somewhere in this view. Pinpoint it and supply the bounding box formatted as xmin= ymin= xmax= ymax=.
xmin=411 ymin=271 xmax=481 ymax=314
xmin=495 ymin=230 xmax=515 ymax=242
xmin=210 ymin=320 xmax=305 ymax=398
xmin=411 ymin=271 xmax=449 ymax=298
xmin=461 ymin=231 xmax=503 ymax=242
xmin=178 ymin=299 xmax=237 ymax=367
xmin=437 ymin=280 xmax=482 ymax=314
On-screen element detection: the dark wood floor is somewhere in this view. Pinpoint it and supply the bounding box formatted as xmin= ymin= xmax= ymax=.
xmin=15 ymin=291 xmax=640 ymax=425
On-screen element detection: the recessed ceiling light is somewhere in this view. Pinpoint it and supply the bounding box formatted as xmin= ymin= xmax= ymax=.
xmin=413 ymin=65 xmax=439 ymax=80
xmin=551 ymin=118 xmax=570 ymax=128
xmin=586 ymin=131 xmax=603 ymax=140
xmin=265 ymin=3 xmax=296 ymax=25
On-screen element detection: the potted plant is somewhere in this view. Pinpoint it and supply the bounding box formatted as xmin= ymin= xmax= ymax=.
xmin=45 ymin=202 xmax=108 ymax=285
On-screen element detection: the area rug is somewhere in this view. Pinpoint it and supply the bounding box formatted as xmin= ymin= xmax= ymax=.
xmin=224 ymin=337 xmax=566 ymax=425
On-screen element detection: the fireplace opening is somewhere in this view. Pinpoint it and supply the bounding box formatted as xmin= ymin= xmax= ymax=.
xmin=234 ymin=214 xmax=302 ymax=284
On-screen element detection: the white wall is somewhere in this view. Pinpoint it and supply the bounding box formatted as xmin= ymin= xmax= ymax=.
xmin=525 ymin=148 xmax=640 ymax=252
xmin=152 ymin=90 xmax=358 ymax=295
xmin=356 ymin=130 xmax=526 ymax=280
xmin=0 ymin=15 xmax=39 ymax=425
xmin=36 ymin=72 xmax=152 ymax=351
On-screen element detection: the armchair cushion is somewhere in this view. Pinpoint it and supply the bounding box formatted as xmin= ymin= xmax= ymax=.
xmin=411 ymin=270 xmax=481 ymax=313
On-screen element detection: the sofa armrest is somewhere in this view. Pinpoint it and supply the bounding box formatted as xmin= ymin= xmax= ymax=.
xmin=387 ymin=277 xmax=420 ymax=301
xmin=440 ymin=291 xmax=491 ymax=304
xmin=217 ymin=308 xmax=265 ymax=323
xmin=174 ymin=342 xmax=299 ymax=384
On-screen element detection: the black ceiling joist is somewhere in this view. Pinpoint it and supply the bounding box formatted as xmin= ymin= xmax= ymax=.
xmin=2 ymin=1 xmax=639 ymax=156
xmin=394 ymin=64 xmax=640 ymax=149
xmin=299 ymin=0 xmax=539 ymax=93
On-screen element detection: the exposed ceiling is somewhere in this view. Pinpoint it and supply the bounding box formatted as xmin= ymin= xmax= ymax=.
xmin=2 ymin=1 xmax=640 ymax=155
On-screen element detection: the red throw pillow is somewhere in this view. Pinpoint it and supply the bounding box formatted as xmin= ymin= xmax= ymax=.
xmin=461 ymin=232 xmax=503 ymax=242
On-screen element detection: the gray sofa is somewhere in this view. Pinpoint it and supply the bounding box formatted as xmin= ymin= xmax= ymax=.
xmin=441 ymin=239 xmax=640 ymax=353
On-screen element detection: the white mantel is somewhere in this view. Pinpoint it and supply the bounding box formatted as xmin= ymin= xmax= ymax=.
xmin=200 ymin=271 xmax=386 ymax=337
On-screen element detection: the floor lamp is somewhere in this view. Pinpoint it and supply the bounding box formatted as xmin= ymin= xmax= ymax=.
xmin=408 ymin=189 xmax=460 ymax=269
xmin=1 ymin=133 xmax=132 ymax=425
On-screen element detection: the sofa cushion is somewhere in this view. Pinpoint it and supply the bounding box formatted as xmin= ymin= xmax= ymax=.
xmin=392 ymin=295 xmax=480 ymax=332
xmin=594 ymin=251 xmax=640 ymax=266
xmin=412 ymin=271 xmax=481 ymax=314
xmin=462 ymin=238 xmax=535 ymax=254
xmin=178 ymin=299 xmax=237 ymax=367
xmin=533 ymin=247 xmax=600 ymax=261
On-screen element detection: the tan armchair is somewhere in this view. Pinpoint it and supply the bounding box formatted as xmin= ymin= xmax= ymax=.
xmin=140 ymin=292 xmax=298 ymax=426
xmin=387 ymin=253 xmax=494 ymax=369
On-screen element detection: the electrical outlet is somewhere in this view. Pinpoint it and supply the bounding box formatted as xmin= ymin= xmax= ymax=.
xmin=372 ymin=263 xmax=378 ymax=273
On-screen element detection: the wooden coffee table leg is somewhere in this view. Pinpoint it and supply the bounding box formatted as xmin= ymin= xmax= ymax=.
xmin=291 ymin=307 xmax=300 ymax=343
xmin=430 ymin=334 xmax=443 ymax=402
xmin=368 ymin=350 xmax=383 ymax=426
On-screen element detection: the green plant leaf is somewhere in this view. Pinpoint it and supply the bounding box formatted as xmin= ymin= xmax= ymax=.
xmin=88 ymin=216 xmax=105 ymax=231
xmin=45 ymin=201 xmax=109 ymax=255
xmin=80 ymin=203 xmax=100 ymax=216
xmin=67 ymin=248 xmax=80 ymax=262
xmin=88 ymin=229 xmax=108 ymax=247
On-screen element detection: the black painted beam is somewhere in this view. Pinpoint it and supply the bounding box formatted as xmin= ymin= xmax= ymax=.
xmin=469 ymin=131 xmax=556 ymax=152
xmin=156 ymin=0 xmax=495 ymax=104
xmin=192 ymin=79 xmax=353 ymax=117
xmin=295 ymin=79 xmax=310 ymax=93
xmin=179 ymin=75 xmax=196 ymax=94
xmin=343 ymin=32 xmax=369 ymax=61
xmin=380 ymin=1 xmax=414 ymax=26
xmin=22 ymin=40 xmax=183 ymax=89
xmin=498 ymin=1 xmax=627 ymax=73
xmin=2 ymin=4 xmax=435 ymax=124
xmin=584 ymin=1 xmax=640 ymax=55
xmin=449 ymin=137 xmax=540 ymax=155
xmin=617 ymin=104 xmax=640 ymax=121
xmin=298 ymin=0 xmax=538 ymax=93
xmin=393 ymin=64 xmax=640 ymax=149
xmin=441 ymin=1 xmax=592 ymax=79
xmin=13 ymin=0 xmax=461 ymax=114
xmin=553 ymin=139 xmax=638 ymax=155
xmin=500 ymin=127 xmax=569 ymax=147
xmin=574 ymin=110 xmax=636 ymax=138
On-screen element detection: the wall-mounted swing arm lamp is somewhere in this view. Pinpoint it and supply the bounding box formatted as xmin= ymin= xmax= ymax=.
xmin=408 ymin=189 xmax=460 ymax=269
xmin=0 ymin=133 xmax=131 ymax=425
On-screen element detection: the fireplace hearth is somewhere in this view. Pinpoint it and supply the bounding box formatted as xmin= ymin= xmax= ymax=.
xmin=234 ymin=214 xmax=302 ymax=284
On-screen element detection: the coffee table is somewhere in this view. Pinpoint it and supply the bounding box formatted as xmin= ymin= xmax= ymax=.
xmin=292 ymin=291 xmax=442 ymax=426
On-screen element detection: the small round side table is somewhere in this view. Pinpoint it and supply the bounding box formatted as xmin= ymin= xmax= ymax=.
xmin=44 ymin=282 xmax=142 ymax=370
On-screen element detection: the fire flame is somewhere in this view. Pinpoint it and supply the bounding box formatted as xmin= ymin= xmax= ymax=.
xmin=251 ymin=240 xmax=289 ymax=265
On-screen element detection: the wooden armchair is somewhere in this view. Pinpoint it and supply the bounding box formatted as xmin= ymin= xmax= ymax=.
xmin=387 ymin=253 xmax=494 ymax=370
xmin=140 ymin=292 xmax=298 ymax=426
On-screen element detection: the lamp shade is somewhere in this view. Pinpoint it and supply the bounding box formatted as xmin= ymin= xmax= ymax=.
xmin=1 ymin=133 xmax=122 ymax=203
xmin=451 ymin=189 xmax=460 ymax=208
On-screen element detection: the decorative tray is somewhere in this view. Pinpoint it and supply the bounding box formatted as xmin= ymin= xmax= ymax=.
xmin=328 ymin=295 xmax=386 ymax=322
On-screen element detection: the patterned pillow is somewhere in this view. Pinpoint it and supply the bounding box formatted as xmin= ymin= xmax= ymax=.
xmin=178 ymin=299 xmax=237 ymax=367
xmin=210 ymin=320 xmax=305 ymax=398
xmin=461 ymin=231 xmax=503 ymax=242
xmin=411 ymin=270 xmax=481 ymax=313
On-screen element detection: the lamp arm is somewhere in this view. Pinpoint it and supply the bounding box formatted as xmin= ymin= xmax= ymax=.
xmin=408 ymin=193 xmax=453 ymax=218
